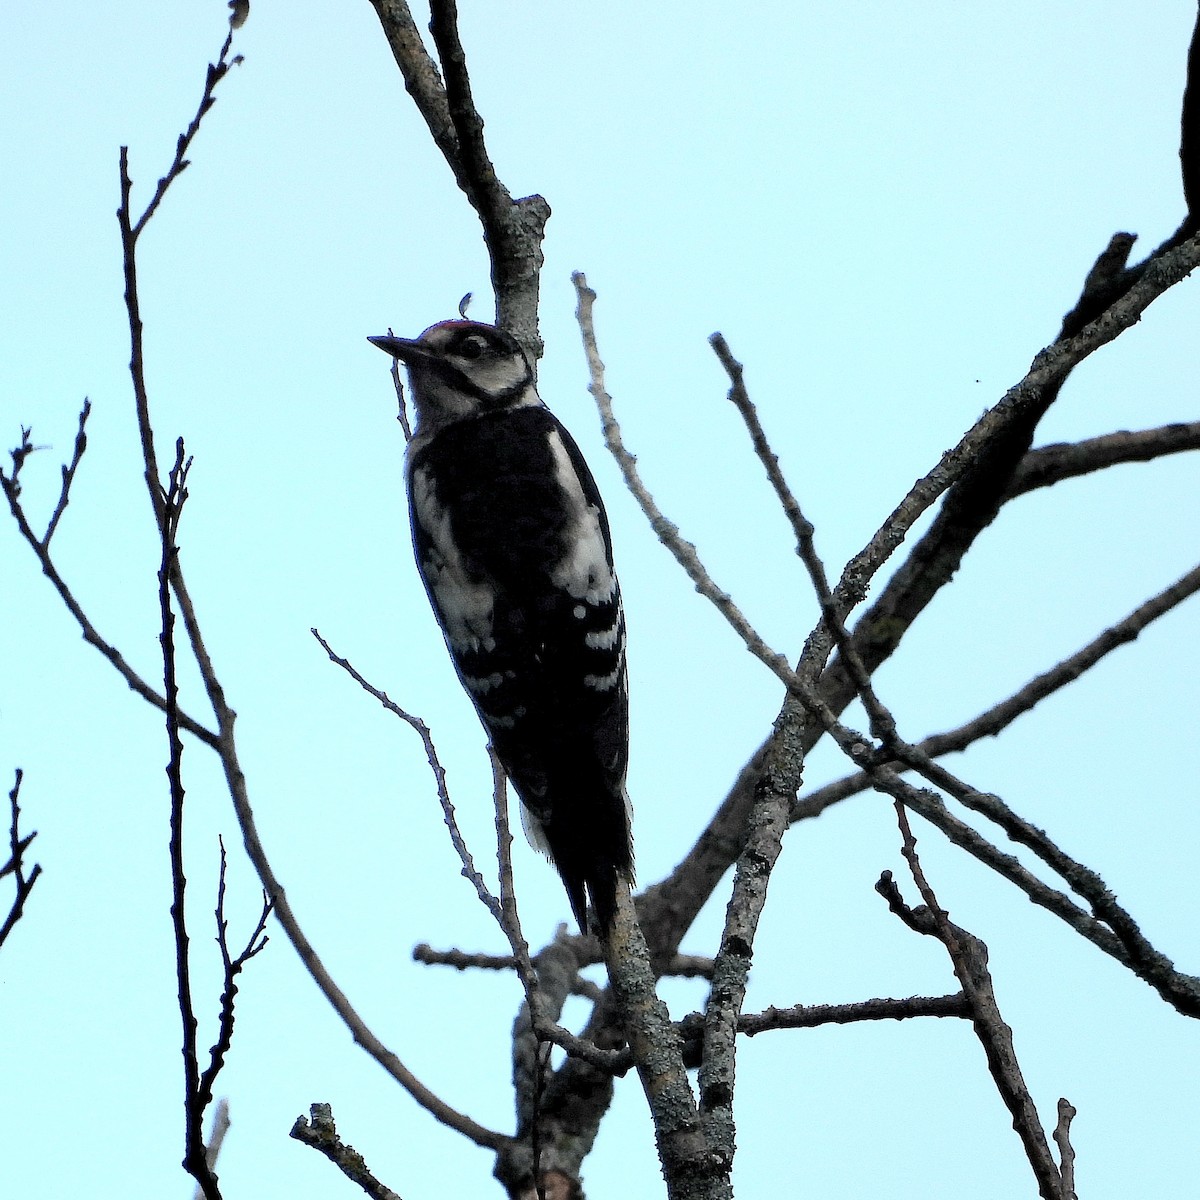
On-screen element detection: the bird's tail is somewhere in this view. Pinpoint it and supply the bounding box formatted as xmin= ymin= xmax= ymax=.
xmin=549 ymin=785 xmax=633 ymax=937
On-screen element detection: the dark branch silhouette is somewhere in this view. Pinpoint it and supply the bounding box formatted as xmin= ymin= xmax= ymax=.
xmin=0 ymin=770 xmax=41 ymax=952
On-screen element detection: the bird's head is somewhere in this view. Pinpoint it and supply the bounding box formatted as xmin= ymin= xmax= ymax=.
xmin=369 ymin=320 xmax=537 ymax=438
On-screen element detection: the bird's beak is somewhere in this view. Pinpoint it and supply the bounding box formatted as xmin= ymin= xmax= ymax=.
xmin=367 ymin=334 xmax=428 ymax=363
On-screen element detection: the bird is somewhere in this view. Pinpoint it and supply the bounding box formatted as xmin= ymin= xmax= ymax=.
xmin=368 ymin=319 xmax=632 ymax=935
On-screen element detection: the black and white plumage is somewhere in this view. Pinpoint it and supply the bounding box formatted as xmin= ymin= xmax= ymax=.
xmin=368 ymin=320 xmax=632 ymax=934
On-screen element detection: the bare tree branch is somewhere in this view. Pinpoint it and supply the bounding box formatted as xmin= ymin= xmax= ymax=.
xmin=881 ymin=809 xmax=1062 ymax=1200
xmin=0 ymin=416 xmax=220 ymax=749
xmin=892 ymin=747 xmax=1198 ymax=1011
xmin=311 ymin=629 xmax=623 ymax=1076
xmin=817 ymin=228 xmax=1200 ymax=735
xmin=714 ymin=330 xmax=1122 ymax=1056
xmin=41 ymin=398 xmax=91 ymax=548
xmin=192 ymin=1099 xmax=231 ymax=1200
xmin=1181 ymin=5 xmax=1200 ymax=236
xmin=413 ymin=942 xmax=716 ymax=982
xmin=695 ymin=734 xmax=794 ymax=1175
xmin=8 ymin=7 xmax=1196 ymax=1196
xmin=797 ymin=559 xmax=1200 ymax=824
xmin=603 ymin=888 xmax=728 ymax=1199
xmin=1007 ymin=423 xmax=1200 ymax=497
xmin=118 ymin=32 xmax=239 ymax=526
xmin=312 ymin=627 xmax=503 ymax=919
xmin=196 ymin=838 xmax=272 ymax=1124
xmin=710 ymin=331 xmax=898 ymax=742
xmin=737 ymin=992 xmax=971 ymax=1036
xmin=368 ymin=2 xmax=461 ymax=186
xmin=667 ymin=992 xmax=972 ymax=1073
xmin=158 ymin=440 xmax=220 ymax=1200
xmin=1053 ymin=1098 xmax=1079 ymax=1200
xmin=108 ymin=25 xmax=512 ymax=1155
xmin=291 ymin=1104 xmax=405 ymax=1200
xmin=425 ymin=0 xmax=551 ymax=349
xmin=0 ymin=770 xmax=42 ymax=951
xmin=578 ymin=212 xmax=1200 ymax=1016
xmin=369 ymin=0 xmax=549 ymax=349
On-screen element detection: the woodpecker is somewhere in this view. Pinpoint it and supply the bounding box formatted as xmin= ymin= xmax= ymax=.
xmin=369 ymin=320 xmax=632 ymax=935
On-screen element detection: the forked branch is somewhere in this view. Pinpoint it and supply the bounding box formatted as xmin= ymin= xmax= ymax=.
xmin=0 ymin=770 xmax=42 ymax=952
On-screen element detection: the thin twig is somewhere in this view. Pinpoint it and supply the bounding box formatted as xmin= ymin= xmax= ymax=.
xmin=796 ymin=560 xmax=1200 ymax=822
xmin=110 ymin=24 xmax=505 ymax=1153
xmin=666 ymin=992 xmax=971 ymax=1071
xmin=385 ymin=326 xmax=412 ymax=441
xmin=489 ymin=751 xmax=554 ymax=1194
xmin=884 ymin=809 xmax=1062 ymax=1200
xmin=0 ymin=770 xmax=42 ymax=951
xmin=196 ymin=838 xmax=272 ymax=1120
xmin=311 ymin=629 xmax=623 ymax=1074
xmin=0 ymin=422 xmax=219 ymax=748
xmin=1053 ymin=1098 xmax=1079 ymax=1200
xmin=573 ymin=274 xmax=845 ymax=728
xmin=710 ymin=333 xmax=896 ymax=740
xmin=118 ymin=30 xmax=240 ymax=523
xmin=413 ymin=942 xmax=716 ymax=981
xmin=42 ymin=398 xmax=91 ymax=548
xmin=737 ymin=992 xmax=970 ymax=1036
xmin=311 ymin=627 xmax=503 ymax=920
xmin=413 ymin=944 xmax=527 ymax=971
xmin=131 ymin=32 xmax=238 ymax=239
xmin=159 ymin=441 xmax=219 ymax=1200
xmin=291 ymin=1104 xmax=405 ymax=1200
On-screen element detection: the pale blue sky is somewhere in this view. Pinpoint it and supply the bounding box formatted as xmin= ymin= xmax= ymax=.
xmin=2 ymin=3 xmax=1198 ymax=1198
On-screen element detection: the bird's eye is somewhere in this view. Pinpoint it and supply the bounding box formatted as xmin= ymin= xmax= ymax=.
xmin=458 ymin=334 xmax=488 ymax=360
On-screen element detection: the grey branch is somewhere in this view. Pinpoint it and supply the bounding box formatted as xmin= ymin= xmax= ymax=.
xmin=1053 ymin=1098 xmax=1079 ymax=1200
xmin=311 ymin=630 xmax=623 ymax=1076
xmin=291 ymin=1104 xmax=404 ymax=1200
xmin=669 ymin=992 xmax=971 ymax=1070
xmin=574 ymin=223 xmax=1200 ymax=1016
xmin=882 ymin=810 xmax=1063 ymax=1200
xmin=414 ymin=942 xmax=715 ymax=983
xmin=796 ymin=559 xmax=1200 ymax=822
xmin=369 ymin=0 xmax=549 ymax=350
xmin=603 ymin=888 xmax=729 ymax=1199
xmin=1007 ymin=422 xmax=1200 ymax=497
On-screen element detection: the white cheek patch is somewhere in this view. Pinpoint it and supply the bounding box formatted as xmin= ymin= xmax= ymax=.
xmin=409 ymin=365 xmax=481 ymax=429
xmin=544 ymin=431 xmax=616 ymax=605
xmin=412 ymin=467 xmax=496 ymax=653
